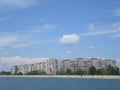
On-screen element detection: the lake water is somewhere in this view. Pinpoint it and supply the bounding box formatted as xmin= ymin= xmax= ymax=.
xmin=0 ymin=77 xmax=120 ymax=90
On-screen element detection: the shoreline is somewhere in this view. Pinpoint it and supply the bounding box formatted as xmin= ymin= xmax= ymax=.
xmin=0 ymin=75 xmax=120 ymax=79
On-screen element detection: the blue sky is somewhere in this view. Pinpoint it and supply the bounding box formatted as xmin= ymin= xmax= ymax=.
xmin=0 ymin=0 xmax=120 ymax=71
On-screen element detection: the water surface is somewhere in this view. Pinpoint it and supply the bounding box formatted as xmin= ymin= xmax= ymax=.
xmin=0 ymin=77 xmax=120 ymax=90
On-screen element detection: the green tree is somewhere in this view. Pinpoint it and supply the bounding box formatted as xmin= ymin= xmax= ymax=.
xmin=38 ymin=71 xmax=46 ymax=75
xmin=106 ymin=65 xmax=114 ymax=75
xmin=0 ymin=71 xmax=11 ymax=75
xmin=58 ymin=71 xmax=65 ymax=75
xmin=17 ymin=72 xmax=23 ymax=75
xmin=26 ymin=71 xmax=39 ymax=75
xmin=113 ymin=66 xmax=119 ymax=75
xmin=66 ymin=69 xmax=72 ymax=75
xmin=75 ymin=69 xmax=84 ymax=75
xmin=26 ymin=71 xmax=46 ymax=75
xmin=96 ymin=69 xmax=103 ymax=75
xmin=89 ymin=66 xmax=96 ymax=75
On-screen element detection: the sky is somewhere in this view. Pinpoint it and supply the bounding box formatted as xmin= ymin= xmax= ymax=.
xmin=0 ymin=0 xmax=120 ymax=71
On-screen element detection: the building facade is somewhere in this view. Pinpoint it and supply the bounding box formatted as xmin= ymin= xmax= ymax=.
xmin=11 ymin=58 xmax=117 ymax=75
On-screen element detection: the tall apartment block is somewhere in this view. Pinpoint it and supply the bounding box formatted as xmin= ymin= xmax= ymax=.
xmin=11 ymin=57 xmax=117 ymax=75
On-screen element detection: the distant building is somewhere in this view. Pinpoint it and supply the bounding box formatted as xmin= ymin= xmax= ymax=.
xmin=118 ymin=65 xmax=120 ymax=71
xmin=11 ymin=57 xmax=117 ymax=75
xmin=46 ymin=58 xmax=60 ymax=75
xmin=90 ymin=58 xmax=102 ymax=69
xmin=11 ymin=58 xmax=60 ymax=75
xmin=17 ymin=65 xmax=29 ymax=75
xmin=102 ymin=59 xmax=116 ymax=69
xmin=63 ymin=59 xmax=71 ymax=73
xmin=70 ymin=60 xmax=77 ymax=73
xmin=76 ymin=58 xmax=84 ymax=70
xmin=11 ymin=66 xmax=17 ymax=74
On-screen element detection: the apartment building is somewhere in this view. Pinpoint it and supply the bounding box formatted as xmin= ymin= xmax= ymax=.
xmin=70 ymin=60 xmax=78 ymax=72
xmin=60 ymin=59 xmax=78 ymax=73
xmin=90 ymin=58 xmax=102 ymax=69
xmin=75 ymin=58 xmax=114 ymax=72
xmin=118 ymin=65 xmax=120 ymax=71
xmin=102 ymin=59 xmax=116 ymax=69
xmin=11 ymin=58 xmax=117 ymax=75
xmin=63 ymin=59 xmax=71 ymax=73
xmin=11 ymin=66 xmax=17 ymax=74
xmin=11 ymin=58 xmax=60 ymax=75
xmin=76 ymin=58 xmax=84 ymax=70
xmin=46 ymin=58 xmax=60 ymax=75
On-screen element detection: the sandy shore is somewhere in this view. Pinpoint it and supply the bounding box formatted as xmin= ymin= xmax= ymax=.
xmin=0 ymin=75 xmax=120 ymax=79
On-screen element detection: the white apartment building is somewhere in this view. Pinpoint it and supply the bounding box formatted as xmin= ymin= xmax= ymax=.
xmin=11 ymin=66 xmax=17 ymax=74
xmin=11 ymin=58 xmax=117 ymax=75
xmin=11 ymin=58 xmax=60 ymax=75
xmin=90 ymin=58 xmax=102 ymax=69
xmin=63 ymin=59 xmax=71 ymax=73
xmin=102 ymin=59 xmax=116 ymax=69
xmin=46 ymin=58 xmax=60 ymax=75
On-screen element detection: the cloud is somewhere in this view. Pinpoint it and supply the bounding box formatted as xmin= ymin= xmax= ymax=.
xmin=66 ymin=51 xmax=73 ymax=55
xmin=82 ymin=23 xmax=120 ymax=37
xmin=0 ymin=33 xmax=35 ymax=50
xmin=60 ymin=34 xmax=80 ymax=45
xmin=88 ymin=45 xmax=95 ymax=49
xmin=0 ymin=0 xmax=39 ymax=10
xmin=111 ymin=9 xmax=120 ymax=16
xmin=0 ymin=56 xmax=49 ymax=71
xmin=13 ymin=42 xmax=36 ymax=48
xmin=31 ymin=24 xmax=57 ymax=33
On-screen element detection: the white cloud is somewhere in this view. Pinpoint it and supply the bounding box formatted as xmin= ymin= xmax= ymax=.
xmin=88 ymin=24 xmax=96 ymax=32
xmin=66 ymin=51 xmax=73 ymax=55
xmin=0 ymin=33 xmax=35 ymax=50
xmin=0 ymin=0 xmax=39 ymax=9
xmin=82 ymin=23 xmax=120 ymax=37
xmin=0 ymin=56 xmax=49 ymax=71
xmin=60 ymin=34 xmax=80 ymax=45
xmin=112 ymin=9 xmax=120 ymax=16
xmin=31 ymin=24 xmax=57 ymax=33
xmin=13 ymin=42 xmax=36 ymax=48
xmin=88 ymin=45 xmax=95 ymax=49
